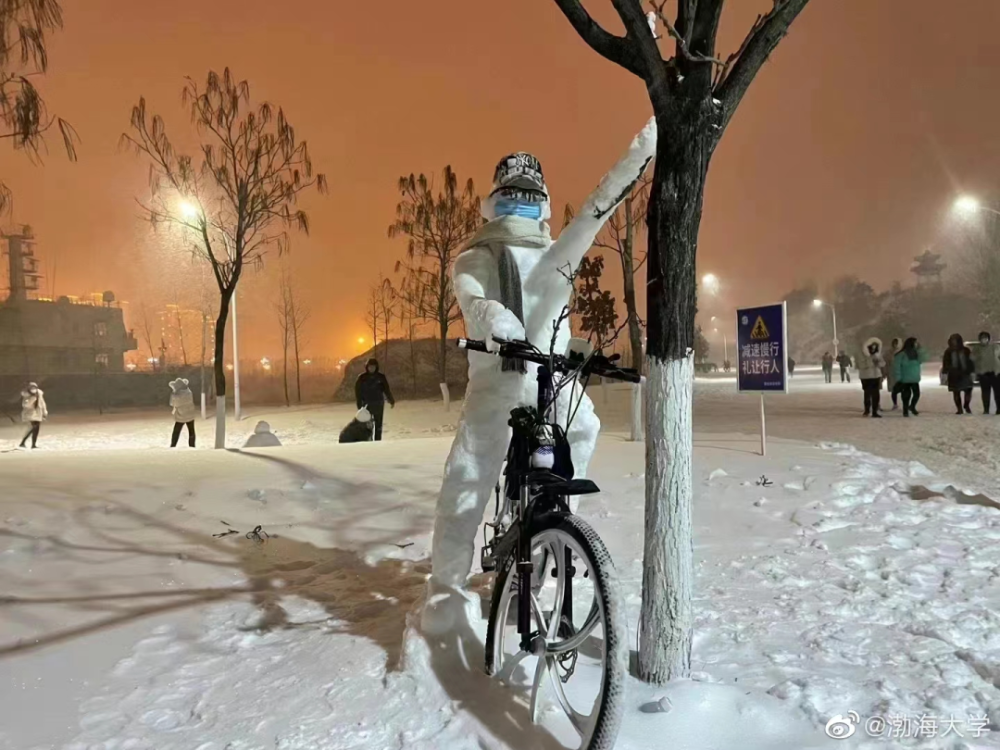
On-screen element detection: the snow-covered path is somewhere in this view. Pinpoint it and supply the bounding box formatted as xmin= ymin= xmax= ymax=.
xmin=4 ymin=367 xmax=999 ymax=499
xmin=3 ymin=427 xmax=1000 ymax=749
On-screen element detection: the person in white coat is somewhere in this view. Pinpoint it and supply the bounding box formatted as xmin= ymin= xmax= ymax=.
xmin=422 ymin=118 xmax=657 ymax=633
xmin=857 ymin=337 xmax=885 ymax=418
xmin=18 ymin=382 xmax=47 ymax=449
xmin=169 ymin=378 xmax=198 ymax=447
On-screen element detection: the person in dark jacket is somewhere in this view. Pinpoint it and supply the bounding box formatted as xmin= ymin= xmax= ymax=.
xmin=355 ymin=358 xmax=395 ymax=440
xmin=943 ymin=333 xmax=974 ymax=415
xmin=821 ymin=352 xmax=834 ymax=383
xmin=973 ymin=330 xmax=1000 ymax=414
xmin=836 ymin=352 xmax=852 ymax=383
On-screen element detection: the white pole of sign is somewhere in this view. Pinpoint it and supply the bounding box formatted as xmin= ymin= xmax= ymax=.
xmin=760 ymin=393 xmax=766 ymax=456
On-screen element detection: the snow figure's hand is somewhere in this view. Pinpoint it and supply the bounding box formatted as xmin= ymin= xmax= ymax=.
xmin=580 ymin=116 xmax=657 ymax=220
xmin=486 ymin=307 xmax=525 ymax=352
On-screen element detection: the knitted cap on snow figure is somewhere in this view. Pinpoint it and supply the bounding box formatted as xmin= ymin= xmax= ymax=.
xmin=482 ymin=152 xmax=552 ymax=222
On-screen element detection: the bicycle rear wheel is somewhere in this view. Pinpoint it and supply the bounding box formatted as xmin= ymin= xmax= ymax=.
xmin=485 ymin=513 xmax=627 ymax=750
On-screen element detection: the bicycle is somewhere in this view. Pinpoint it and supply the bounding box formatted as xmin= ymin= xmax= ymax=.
xmin=457 ymin=335 xmax=640 ymax=750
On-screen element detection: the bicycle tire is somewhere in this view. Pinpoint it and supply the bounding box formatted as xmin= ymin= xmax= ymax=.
xmin=485 ymin=512 xmax=627 ymax=750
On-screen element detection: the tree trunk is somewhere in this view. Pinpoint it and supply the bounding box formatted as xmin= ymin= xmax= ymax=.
xmin=638 ymin=104 xmax=713 ymax=684
xmin=293 ymin=331 xmax=302 ymax=404
xmin=212 ymin=288 xmax=232 ymax=449
xmin=200 ymin=311 xmax=208 ymax=420
xmin=409 ymin=321 xmax=417 ymax=396
xmin=282 ymin=331 xmax=290 ymax=408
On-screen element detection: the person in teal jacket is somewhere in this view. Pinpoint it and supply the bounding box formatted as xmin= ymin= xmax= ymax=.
xmin=893 ymin=337 xmax=928 ymax=416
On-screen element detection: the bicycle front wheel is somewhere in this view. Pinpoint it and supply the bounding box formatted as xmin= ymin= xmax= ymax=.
xmin=485 ymin=513 xmax=627 ymax=750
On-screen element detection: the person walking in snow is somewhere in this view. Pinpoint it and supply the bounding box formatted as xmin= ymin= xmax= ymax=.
xmin=422 ymin=118 xmax=657 ymax=635
xmin=973 ymin=330 xmax=1000 ymax=414
xmin=885 ymin=338 xmax=902 ymax=410
xmin=354 ymin=358 xmax=394 ymax=441
xmin=837 ymin=352 xmax=852 ymax=383
xmin=858 ymin=338 xmax=886 ymax=418
xmin=821 ymin=352 xmax=834 ymax=383
xmin=168 ymin=378 xmax=197 ymax=447
xmin=893 ymin=337 xmax=927 ymax=417
xmin=18 ymin=382 xmax=47 ymax=449
xmin=943 ymin=333 xmax=975 ymax=415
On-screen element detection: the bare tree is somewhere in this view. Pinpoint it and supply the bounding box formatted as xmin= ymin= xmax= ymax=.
xmin=365 ymin=282 xmax=382 ymax=357
xmin=173 ymin=302 xmax=189 ymax=366
xmin=553 ymin=0 xmax=814 ymax=683
xmin=389 ymin=167 xmax=481 ymax=395
xmin=567 ymin=176 xmax=650 ymax=370
xmin=288 ymin=278 xmax=310 ymax=403
xmin=397 ymin=271 xmax=422 ymax=395
xmin=375 ymin=273 xmax=396 ymax=366
xmin=121 ymin=68 xmax=327 ymax=448
xmin=275 ymin=269 xmax=293 ymax=406
xmin=0 ymin=0 xmax=78 ymax=215
xmin=137 ymin=301 xmax=156 ymax=368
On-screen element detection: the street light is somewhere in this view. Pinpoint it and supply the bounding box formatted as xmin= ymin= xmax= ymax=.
xmin=953 ymin=194 xmax=1000 ymax=217
xmin=813 ymin=299 xmax=839 ymax=357
xmin=702 ymin=273 xmax=720 ymax=295
xmin=179 ymin=199 xmax=201 ymax=220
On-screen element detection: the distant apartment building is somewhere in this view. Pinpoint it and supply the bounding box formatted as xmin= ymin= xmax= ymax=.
xmin=0 ymin=226 xmax=138 ymax=377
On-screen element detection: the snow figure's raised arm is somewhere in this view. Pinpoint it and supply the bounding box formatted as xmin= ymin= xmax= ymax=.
xmin=529 ymin=117 xmax=656 ymax=293
xmin=453 ymin=246 xmax=524 ymax=342
xmin=524 ymin=117 xmax=656 ymax=340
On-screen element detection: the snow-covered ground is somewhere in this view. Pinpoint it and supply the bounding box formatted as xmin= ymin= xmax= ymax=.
xmin=2 ymin=369 xmax=1000 ymax=749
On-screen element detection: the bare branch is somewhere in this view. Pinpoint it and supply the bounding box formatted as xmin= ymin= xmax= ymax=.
xmin=551 ymin=0 xmax=647 ymax=78
xmin=650 ymin=1 xmax=722 ymax=66
xmin=714 ymin=0 xmax=813 ymax=127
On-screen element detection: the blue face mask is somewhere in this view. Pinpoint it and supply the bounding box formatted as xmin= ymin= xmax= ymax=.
xmin=494 ymin=200 xmax=542 ymax=220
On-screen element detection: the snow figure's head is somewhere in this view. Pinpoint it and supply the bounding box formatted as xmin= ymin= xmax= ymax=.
xmin=482 ymin=152 xmax=551 ymax=222
xmin=254 ymin=421 xmax=271 ymax=435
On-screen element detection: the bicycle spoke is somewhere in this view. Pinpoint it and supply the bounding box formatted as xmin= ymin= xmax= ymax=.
xmin=529 ymin=652 xmax=548 ymax=724
xmin=547 ymin=604 xmax=600 ymax=654
xmin=546 ymin=657 xmax=593 ymax=736
xmin=547 ymin=538 xmax=565 ymax=641
xmin=495 ymin=648 xmax=532 ymax=683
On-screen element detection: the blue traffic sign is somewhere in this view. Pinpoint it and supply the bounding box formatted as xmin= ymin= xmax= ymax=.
xmin=737 ymin=302 xmax=788 ymax=393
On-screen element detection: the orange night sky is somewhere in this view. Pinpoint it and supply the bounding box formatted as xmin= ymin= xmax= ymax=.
xmin=5 ymin=0 xmax=1000 ymax=361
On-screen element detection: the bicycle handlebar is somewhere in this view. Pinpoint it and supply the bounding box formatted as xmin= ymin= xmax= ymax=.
xmin=458 ymin=337 xmax=641 ymax=384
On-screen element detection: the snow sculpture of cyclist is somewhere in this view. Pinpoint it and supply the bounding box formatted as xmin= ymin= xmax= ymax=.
xmin=423 ymin=117 xmax=657 ymax=634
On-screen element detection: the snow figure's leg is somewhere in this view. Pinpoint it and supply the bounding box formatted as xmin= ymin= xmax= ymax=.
xmin=430 ymin=377 xmax=521 ymax=589
xmin=558 ymin=383 xmax=600 ymax=515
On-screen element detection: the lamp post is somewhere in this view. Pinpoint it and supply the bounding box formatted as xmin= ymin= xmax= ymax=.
xmin=813 ymin=299 xmax=838 ymax=357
